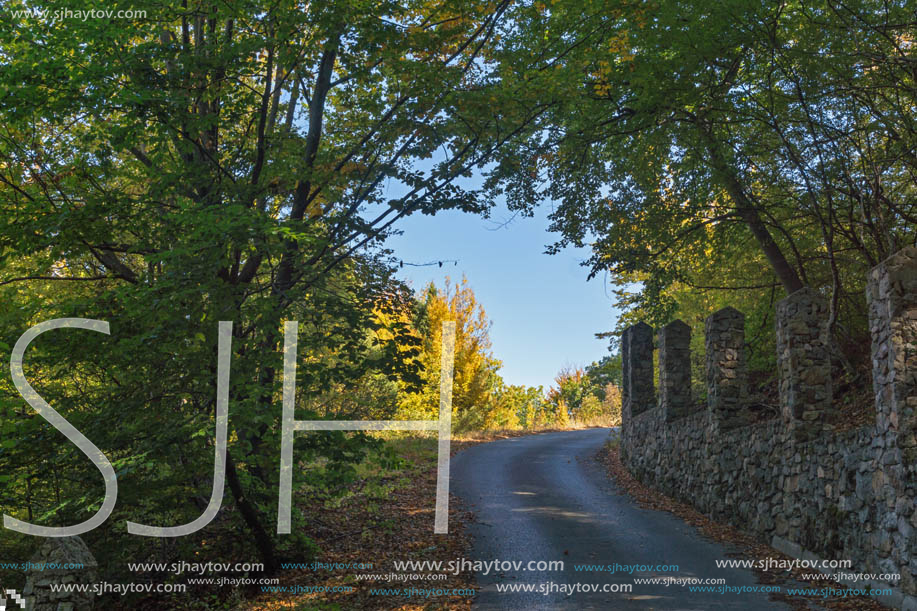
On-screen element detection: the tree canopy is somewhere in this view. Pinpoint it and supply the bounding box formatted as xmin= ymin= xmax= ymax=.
xmin=484 ymin=0 xmax=916 ymax=373
xmin=0 ymin=0 xmax=546 ymax=572
xmin=0 ymin=0 xmax=911 ymax=600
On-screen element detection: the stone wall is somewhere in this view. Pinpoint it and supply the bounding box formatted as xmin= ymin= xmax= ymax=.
xmin=620 ymin=247 xmax=917 ymax=610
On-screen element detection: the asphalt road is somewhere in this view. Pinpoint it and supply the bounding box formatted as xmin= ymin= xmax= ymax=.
xmin=451 ymin=428 xmax=789 ymax=610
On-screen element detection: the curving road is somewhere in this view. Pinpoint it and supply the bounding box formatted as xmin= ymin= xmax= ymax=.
xmin=451 ymin=428 xmax=789 ymax=610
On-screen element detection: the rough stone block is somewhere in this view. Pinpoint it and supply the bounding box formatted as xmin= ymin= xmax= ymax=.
xmin=623 ymin=322 xmax=655 ymax=419
xmin=777 ymin=287 xmax=833 ymax=441
xmin=868 ymin=247 xmax=917 ymax=461
xmin=24 ymin=536 xmax=98 ymax=611
xmin=659 ymin=320 xmax=693 ymax=421
xmin=705 ymin=307 xmax=748 ymax=428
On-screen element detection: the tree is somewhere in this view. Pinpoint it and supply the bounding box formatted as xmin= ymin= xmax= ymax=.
xmin=547 ymin=367 xmax=588 ymax=416
xmin=586 ymin=356 xmax=622 ymax=396
xmin=397 ymin=276 xmax=503 ymax=432
xmin=484 ymin=0 xmax=917 ymax=373
xmin=496 ymin=384 xmax=545 ymax=430
xmin=546 ymin=365 xmax=619 ymax=425
xmin=0 ymin=0 xmax=545 ymax=571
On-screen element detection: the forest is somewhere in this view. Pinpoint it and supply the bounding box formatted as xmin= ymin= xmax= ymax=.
xmin=0 ymin=0 xmax=914 ymax=608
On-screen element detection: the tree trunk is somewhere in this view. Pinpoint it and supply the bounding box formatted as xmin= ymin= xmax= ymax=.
xmin=225 ymin=452 xmax=279 ymax=573
xmin=734 ymin=205 xmax=805 ymax=295
xmin=698 ymin=122 xmax=805 ymax=294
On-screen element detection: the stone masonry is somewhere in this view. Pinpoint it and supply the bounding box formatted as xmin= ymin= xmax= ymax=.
xmin=622 ymin=322 xmax=654 ymax=419
xmin=659 ymin=320 xmax=692 ymax=421
xmin=23 ymin=536 xmax=98 ymax=610
xmin=868 ymin=247 xmax=917 ymax=463
xmin=776 ymin=287 xmax=833 ymax=441
xmin=621 ymin=247 xmax=917 ymax=610
xmin=705 ymin=307 xmax=748 ymax=429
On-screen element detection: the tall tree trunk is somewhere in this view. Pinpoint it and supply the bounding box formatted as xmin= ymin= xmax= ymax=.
xmin=226 ymin=452 xmax=279 ymax=573
xmin=733 ymin=205 xmax=805 ymax=295
xmin=698 ymin=122 xmax=805 ymax=294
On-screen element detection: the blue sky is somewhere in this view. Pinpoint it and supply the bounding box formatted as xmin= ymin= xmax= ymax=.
xmin=384 ymin=203 xmax=621 ymax=391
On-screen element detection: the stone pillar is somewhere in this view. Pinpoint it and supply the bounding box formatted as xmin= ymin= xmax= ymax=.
xmin=622 ymin=322 xmax=654 ymax=418
xmin=23 ymin=536 xmax=98 ymax=610
xmin=867 ymin=246 xmax=917 ymax=461
xmin=659 ymin=320 xmax=692 ymax=421
xmin=776 ymin=287 xmax=832 ymax=441
xmin=621 ymin=328 xmax=631 ymax=425
xmin=705 ymin=307 xmax=747 ymax=428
